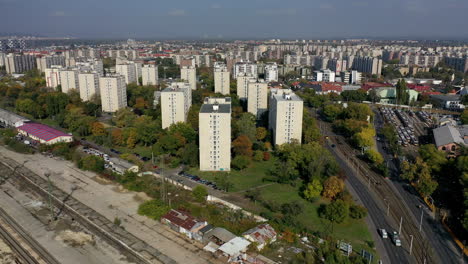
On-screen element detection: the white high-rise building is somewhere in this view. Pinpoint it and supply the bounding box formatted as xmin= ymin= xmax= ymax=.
xmin=36 ymin=55 xmax=66 ymax=73
xmin=180 ymin=66 xmax=197 ymax=90
xmin=141 ymin=65 xmax=159 ymax=86
xmin=78 ymin=72 xmax=99 ymax=102
xmin=160 ymin=82 xmax=192 ymax=129
xmin=5 ymin=54 xmax=36 ymax=74
xmin=214 ymin=63 xmax=230 ymax=95
xmin=247 ymin=80 xmax=268 ymax=119
xmin=59 ymin=69 xmax=79 ymax=93
xmin=99 ymin=75 xmax=127 ymax=113
xmin=314 ymin=69 xmax=336 ymax=82
xmin=269 ymin=89 xmax=304 ymax=145
xmin=264 ymin=62 xmax=278 ymax=82
xmin=199 ymin=97 xmax=231 ymax=171
xmin=234 ymin=62 xmax=257 ymax=79
xmin=115 ymin=63 xmax=137 ymax=84
xmin=237 ymin=73 xmax=255 ymax=100
xmin=45 ymin=66 xmax=62 ymax=89
xmin=350 ymin=70 xmax=362 ymax=84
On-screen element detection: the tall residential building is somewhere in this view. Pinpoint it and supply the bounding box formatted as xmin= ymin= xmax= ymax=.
xmin=160 ymin=82 xmax=192 ymax=129
xmin=59 ymin=69 xmax=79 ymax=93
xmin=141 ymin=65 xmax=159 ymax=86
xmin=234 ymin=62 xmax=257 ymax=79
xmin=76 ymin=59 xmax=104 ymax=76
xmin=116 ymin=63 xmax=137 ymax=84
xmin=78 ymin=72 xmax=99 ymax=102
xmin=444 ymin=57 xmax=468 ymax=73
xmin=237 ymin=73 xmax=256 ymax=100
xmin=199 ymin=97 xmax=231 ymax=171
xmin=269 ymin=89 xmax=304 ymax=145
xmin=180 ymin=66 xmax=197 ymax=90
xmin=247 ymin=80 xmax=268 ymax=119
xmin=99 ymin=75 xmax=127 ymax=113
xmin=351 ymin=56 xmax=382 ymax=75
xmin=314 ymin=69 xmax=336 ymax=82
xmin=214 ymin=63 xmax=230 ymax=95
xmin=350 ymin=70 xmax=362 ymax=84
xmin=264 ymin=62 xmax=279 ymax=82
xmin=45 ymin=66 xmax=62 ymax=89
xmin=5 ymin=54 xmax=36 ymax=74
xmin=36 ymin=55 xmax=66 ymax=73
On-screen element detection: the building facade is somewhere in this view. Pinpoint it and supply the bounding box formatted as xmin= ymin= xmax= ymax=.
xmin=237 ymin=73 xmax=255 ymax=100
xmin=160 ymin=82 xmax=192 ymax=129
xmin=99 ymin=75 xmax=127 ymax=112
xmin=45 ymin=66 xmax=62 ymax=89
xmin=116 ymin=63 xmax=137 ymax=84
xmin=141 ymin=64 xmax=159 ymax=86
xmin=181 ymin=66 xmax=197 ymax=90
xmin=199 ymin=97 xmax=231 ymax=171
xmin=59 ymin=69 xmax=79 ymax=93
xmin=78 ymin=72 xmax=100 ymax=102
xmin=264 ymin=62 xmax=278 ymax=82
xmin=5 ymin=54 xmax=36 ymax=74
xmin=269 ymin=89 xmax=304 ymax=145
xmin=247 ymin=80 xmax=268 ymax=119
xmin=214 ymin=63 xmax=230 ymax=95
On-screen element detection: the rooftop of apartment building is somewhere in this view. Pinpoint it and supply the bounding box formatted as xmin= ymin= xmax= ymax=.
xmin=200 ymin=97 xmax=231 ymax=113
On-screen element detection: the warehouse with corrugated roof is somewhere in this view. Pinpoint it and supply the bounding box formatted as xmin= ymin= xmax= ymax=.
xmin=16 ymin=123 xmax=73 ymax=145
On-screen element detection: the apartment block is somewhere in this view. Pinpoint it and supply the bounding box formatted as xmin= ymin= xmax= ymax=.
xmin=234 ymin=62 xmax=257 ymax=79
xmin=142 ymin=64 xmax=159 ymax=86
xmin=180 ymin=66 xmax=197 ymax=90
xmin=199 ymin=97 xmax=231 ymax=171
xmin=247 ymin=80 xmax=268 ymax=119
xmin=36 ymin=55 xmax=66 ymax=73
xmin=59 ymin=69 xmax=79 ymax=93
xmin=264 ymin=62 xmax=278 ymax=82
xmin=314 ymin=69 xmax=336 ymax=82
xmin=237 ymin=73 xmax=256 ymax=100
xmin=214 ymin=63 xmax=230 ymax=95
xmin=78 ymin=72 xmax=99 ymax=101
xmin=160 ymin=82 xmax=192 ymax=129
xmin=45 ymin=66 xmax=62 ymax=89
xmin=269 ymin=89 xmax=303 ymax=145
xmin=116 ymin=63 xmax=137 ymax=84
xmin=99 ymin=75 xmax=127 ymax=113
xmin=5 ymin=54 xmax=36 ymax=74
xmin=351 ymin=56 xmax=382 ymax=75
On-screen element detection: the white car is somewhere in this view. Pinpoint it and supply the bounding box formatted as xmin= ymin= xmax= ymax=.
xmin=379 ymin=229 xmax=388 ymax=239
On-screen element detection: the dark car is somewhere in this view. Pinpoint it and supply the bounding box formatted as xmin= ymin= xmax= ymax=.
xmin=141 ymin=157 xmax=150 ymax=162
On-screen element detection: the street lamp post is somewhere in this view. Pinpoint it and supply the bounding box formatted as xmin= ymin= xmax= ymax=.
xmin=409 ymin=235 xmax=414 ymax=255
xmin=399 ymin=216 xmax=403 ymax=235
xmin=419 ymin=208 xmax=424 ymax=232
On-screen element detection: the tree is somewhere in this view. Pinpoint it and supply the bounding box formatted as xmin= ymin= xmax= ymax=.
xmin=124 ymin=128 xmax=138 ymax=148
xmin=232 ymin=135 xmax=253 ymax=157
xmin=349 ymin=205 xmax=368 ymax=219
xmin=244 ymin=189 xmax=262 ymax=204
xmin=192 ymin=185 xmax=208 ymax=203
xmin=232 ymin=155 xmax=251 ymax=170
xmin=253 ymin=150 xmax=264 ymax=161
xmin=396 ymin=79 xmax=409 ymax=105
xmin=365 ymin=149 xmax=384 ymax=164
xmin=322 ymin=176 xmax=345 ymax=199
xmin=341 ymin=103 xmax=374 ymax=122
xmin=303 ymin=112 xmax=321 ymax=143
xmin=134 ymin=115 xmax=159 ymax=146
xmin=303 ymin=179 xmax=323 ymax=200
xmin=235 ymin=113 xmax=257 ymax=142
xmin=256 ymin=127 xmax=268 ymax=141
xmin=112 ymin=128 xmax=124 ymax=146
xmin=340 ymin=89 xmax=367 ymax=102
xmin=214 ymin=174 xmax=234 ymax=192
xmin=113 ymin=108 xmax=137 ymax=128
xmin=78 ymin=155 xmax=105 ymax=173
xmin=419 ymin=144 xmax=447 ymax=172
xmin=322 ymin=104 xmax=342 ymax=122
xmin=137 ymin=200 xmax=170 ymax=220
xmin=281 ymin=201 xmax=303 ymax=216
xmin=319 ymin=200 xmax=349 ymax=224
xmin=91 ymin=122 xmax=106 ymax=137
xmin=462 ymin=109 xmax=468 ymax=125
xmin=416 ymin=167 xmax=438 ymax=197
xmin=353 ymin=127 xmax=376 ymax=149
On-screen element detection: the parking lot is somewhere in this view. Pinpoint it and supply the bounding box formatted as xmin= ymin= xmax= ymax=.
xmin=177 ymin=171 xmax=221 ymax=191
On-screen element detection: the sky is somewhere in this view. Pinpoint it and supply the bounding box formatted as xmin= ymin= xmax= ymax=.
xmin=0 ymin=0 xmax=467 ymax=39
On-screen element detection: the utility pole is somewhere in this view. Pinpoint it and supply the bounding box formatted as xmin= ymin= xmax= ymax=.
xmin=409 ymin=235 xmax=414 ymax=255
xmin=419 ymin=209 xmax=424 ymax=232
xmin=399 ymin=216 xmax=403 ymax=234
xmin=45 ymin=172 xmax=54 ymax=221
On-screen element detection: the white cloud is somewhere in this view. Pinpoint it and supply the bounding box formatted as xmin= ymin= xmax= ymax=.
xmin=257 ymin=8 xmax=297 ymax=16
xmin=167 ymin=9 xmax=186 ymax=16
xmin=50 ymin=11 xmax=67 ymax=17
xmin=211 ymin=3 xmax=221 ymax=9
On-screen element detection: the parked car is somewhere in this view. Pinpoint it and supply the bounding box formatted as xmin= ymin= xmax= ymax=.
xmin=379 ymin=229 xmax=388 ymax=239
xmin=391 ymin=231 xmax=401 ymax=246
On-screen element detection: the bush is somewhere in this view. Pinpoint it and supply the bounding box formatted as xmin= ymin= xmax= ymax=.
xmin=319 ymin=200 xmax=349 ymax=224
xmin=365 ymin=149 xmax=383 ymax=165
xmin=263 ymin=152 xmax=271 ymax=161
xmin=253 ymin=150 xmax=263 ymax=161
xmin=231 ymin=155 xmax=251 ymax=170
xmin=137 ymin=199 xmax=170 ymax=220
xmin=192 ymin=185 xmax=208 ymax=203
xmin=349 ymin=204 xmax=368 ymax=219
xmin=78 ymin=155 xmax=105 ymax=173
xmin=5 ymin=138 xmax=32 ymax=154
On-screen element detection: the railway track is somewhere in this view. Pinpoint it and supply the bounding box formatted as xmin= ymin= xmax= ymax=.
xmin=0 ymin=207 xmax=60 ymax=264
xmin=0 ymin=155 xmax=175 ymax=264
xmin=320 ymin=120 xmax=437 ymax=263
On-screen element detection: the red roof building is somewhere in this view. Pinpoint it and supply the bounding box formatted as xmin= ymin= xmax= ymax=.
xmin=16 ymin=123 xmax=73 ymax=145
xmin=408 ymin=84 xmax=431 ymax=92
xmin=161 ymin=209 xmax=207 ymax=239
xmin=361 ymin=82 xmax=393 ymax=91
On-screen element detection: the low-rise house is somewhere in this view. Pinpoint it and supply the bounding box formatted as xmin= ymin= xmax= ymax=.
xmin=16 ymin=123 xmax=73 ymax=145
xmin=108 ymin=157 xmax=139 ymax=175
xmin=242 ymin=224 xmax=277 ymax=250
xmin=217 ymin=237 xmax=251 ymax=262
xmin=433 ymin=125 xmax=467 ymax=155
xmin=161 ymin=209 xmax=207 ymax=239
xmin=0 ymin=108 xmax=30 ymax=128
xmin=203 ymin=227 xmax=237 ymax=245
xmin=430 ymin=94 xmax=465 ymax=111
xmin=308 ymin=82 xmax=343 ymax=95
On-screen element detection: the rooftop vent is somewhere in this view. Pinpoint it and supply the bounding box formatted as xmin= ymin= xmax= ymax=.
xmin=213 ymin=105 xmax=219 ymax=111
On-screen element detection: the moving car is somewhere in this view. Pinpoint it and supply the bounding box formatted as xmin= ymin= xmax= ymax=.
xmin=391 ymin=231 xmax=401 ymax=246
xmin=379 ymin=229 xmax=388 ymax=239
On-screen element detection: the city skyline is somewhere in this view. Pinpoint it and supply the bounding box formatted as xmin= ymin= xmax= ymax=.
xmin=1 ymin=0 xmax=467 ymax=39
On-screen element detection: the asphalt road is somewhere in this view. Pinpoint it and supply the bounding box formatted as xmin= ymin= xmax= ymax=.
xmin=374 ymin=109 xmax=465 ymax=264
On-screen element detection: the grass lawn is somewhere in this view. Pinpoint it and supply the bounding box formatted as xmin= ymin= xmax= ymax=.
xmin=187 ymin=157 xmax=277 ymax=192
